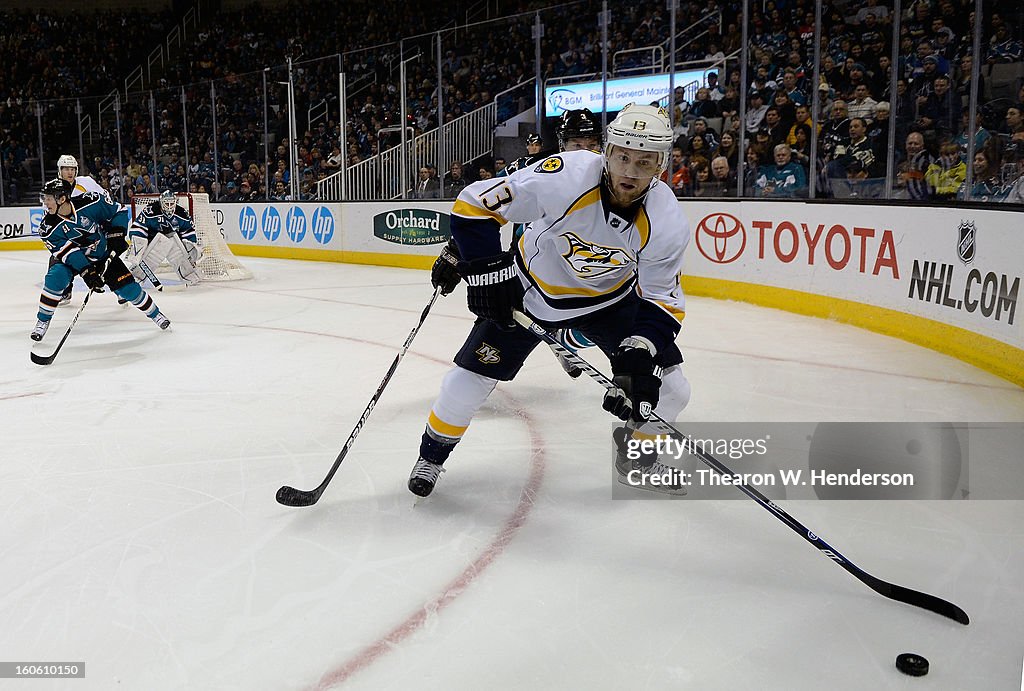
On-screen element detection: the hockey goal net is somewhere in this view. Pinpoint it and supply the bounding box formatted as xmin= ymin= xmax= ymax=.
xmin=130 ymin=192 xmax=252 ymax=281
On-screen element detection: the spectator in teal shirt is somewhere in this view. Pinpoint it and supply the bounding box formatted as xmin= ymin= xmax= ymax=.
xmin=754 ymin=143 xmax=807 ymax=197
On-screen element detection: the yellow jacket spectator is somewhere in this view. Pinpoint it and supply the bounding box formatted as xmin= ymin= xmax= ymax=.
xmin=925 ymin=142 xmax=967 ymax=200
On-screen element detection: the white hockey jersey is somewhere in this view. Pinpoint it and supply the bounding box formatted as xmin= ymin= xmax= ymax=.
xmin=451 ymin=149 xmax=689 ymax=334
xmin=71 ymin=175 xmax=112 ymax=203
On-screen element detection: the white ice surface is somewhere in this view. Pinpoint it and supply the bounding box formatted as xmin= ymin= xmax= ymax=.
xmin=1 ymin=251 xmax=1022 ymax=690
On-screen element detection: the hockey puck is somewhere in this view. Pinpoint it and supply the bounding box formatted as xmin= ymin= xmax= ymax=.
xmin=896 ymin=653 xmax=929 ymax=676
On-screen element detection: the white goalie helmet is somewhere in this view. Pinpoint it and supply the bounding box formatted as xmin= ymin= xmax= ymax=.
xmin=57 ymin=154 xmax=78 ymax=178
xmin=603 ymin=103 xmax=674 ymax=174
xmin=159 ymin=190 xmax=176 ymax=217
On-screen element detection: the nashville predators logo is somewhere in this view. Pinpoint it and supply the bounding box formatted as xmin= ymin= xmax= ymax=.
xmin=535 ymin=156 xmax=563 ymax=173
xmin=561 ymin=232 xmax=631 ymax=279
xmin=475 ymin=343 xmax=501 ymax=364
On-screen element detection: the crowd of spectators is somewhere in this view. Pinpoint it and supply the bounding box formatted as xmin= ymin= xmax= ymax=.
xmin=662 ymin=0 xmax=1024 ymax=202
xmin=1 ymin=0 xmax=1023 ymax=204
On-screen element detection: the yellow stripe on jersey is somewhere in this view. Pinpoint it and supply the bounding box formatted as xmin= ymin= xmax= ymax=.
xmin=74 ymin=183 xmax=87 ymax=194
xmin=636 ymin=207 xmax=651 ymax=250
xmin=654 ymin=301 xmax=685 ymax=322
xmin=565 ymin=187 xmax=601 ymax=216
xmin=427 ymin=411 xmax=468 ymax=439
xmin=451 ymin=199 xmax=508 ymax=225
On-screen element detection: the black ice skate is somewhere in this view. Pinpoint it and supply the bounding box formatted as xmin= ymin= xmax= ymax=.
xmin=408 ymin=457 xmax=445 ymax=497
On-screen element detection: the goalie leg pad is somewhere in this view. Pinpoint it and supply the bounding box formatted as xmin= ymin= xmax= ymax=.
xmin=103 ymin=256 xmax=137 ymax=291
xmin=165 ymin=233 xmax=201 ymax=285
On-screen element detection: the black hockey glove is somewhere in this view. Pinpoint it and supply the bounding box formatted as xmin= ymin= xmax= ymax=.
xmin=431 ymin=239 xmax=462 ymax=296
xmin=458 ymin=252 xmax=522 ymax=330
xmin=602 ymin=337 xmax=661 ymax=423
xmin=105 ymin=228 xmax=129 ymax=255
xmin=80 ymin=263 xmax=106 ymax=292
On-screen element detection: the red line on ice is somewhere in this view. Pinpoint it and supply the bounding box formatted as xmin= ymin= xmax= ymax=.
xmin=312 ymin=400 xmax=546 ymax=689
xmin=240 ymin=324 xmax=547 ymax=689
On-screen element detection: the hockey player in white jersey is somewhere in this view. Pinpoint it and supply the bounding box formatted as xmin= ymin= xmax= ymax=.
xmin=410 ymin=104 xmax=692 ymax=497
xmin=430 ymin=108 xmax=604 ymax=378
xmin=127 ymin=190 xmax=201 ymax=287
xmin=58 ymin=154 xmax=113 ymax=202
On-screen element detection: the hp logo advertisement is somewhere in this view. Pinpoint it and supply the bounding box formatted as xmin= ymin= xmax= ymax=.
xmin=285 ymin=207 xmax=306 ymax=243
xmin=262 ymin=207 xmax=282 ymax=241
xmin=311 ymin=207 xmax=334 ymax=244
xmin=237 ymin=205 xmax=334 ymax=245
xmin=238 ymin=207 xmax=258 ymax=240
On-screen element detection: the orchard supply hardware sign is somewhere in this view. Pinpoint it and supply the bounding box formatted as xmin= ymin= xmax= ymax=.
xmin=681 ymin=201 xmax=1021 ymax=349
xmin=372 ymin=209 xmax=450 ymax=245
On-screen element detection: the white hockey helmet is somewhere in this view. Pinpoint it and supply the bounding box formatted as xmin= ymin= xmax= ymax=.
xmin=603 ymin=103 xmax=674 ymax=173
xmin=57 ymin=154 xmax=78 ymax=179
xmin=159 ymin=189 xmax=176 ymax=217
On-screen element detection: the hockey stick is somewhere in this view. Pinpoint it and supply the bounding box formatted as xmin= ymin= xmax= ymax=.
xmin=276 ymin=287 xmax=443 ymax=507
xmin=137 ymin=259 xmax=164 ymax=291
xmin=512 ymin=310 xmax=970 ymax=625
xmin=30 ymin=290 xmax=93 ymax=366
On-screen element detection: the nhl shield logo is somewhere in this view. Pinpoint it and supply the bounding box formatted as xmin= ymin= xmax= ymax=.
xmin=957 ymin=221 xmax=976 ymax=264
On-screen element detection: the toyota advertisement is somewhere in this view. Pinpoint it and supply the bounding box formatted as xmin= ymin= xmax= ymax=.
xmin=680 ymin=201 xmax=1022 ymax=357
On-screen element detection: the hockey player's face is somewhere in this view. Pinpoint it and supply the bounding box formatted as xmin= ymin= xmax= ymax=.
xmin=59 ymin=167 xmax=76 ymax=183
xmin=563 ymin=136 xmax=600 ymax=152
xmin=606 ymin=145 xmax=660 ymax=205
xmin=40 ymin=194 xmax=61 ymax=213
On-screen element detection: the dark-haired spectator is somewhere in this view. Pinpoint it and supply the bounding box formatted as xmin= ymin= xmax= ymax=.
xmin=762 ymin=107 xmax=788 ymax=149
xmin=917 ymin=75 xmax=959 ymax=141
xmin=661 ymin=146 xmax=689 ymax=197
xmin=955 ymin=110 xmax=992 ymax=159
xmin=690 ymin=160 xmax=714 ymax=197
xmin=744 ymin=90 xmax=769 ymax=136
xmin=987 ymin=25 xmax=1023 ymax=64
xmin=960 ymin=146 xmax=1001 ymax=200
xmin=717 ymin=130 xmax=739 ymax=170
xmin=847 ymin=84 xmax=878 ymax=123
xmin=689 ymin=118 xmax=719 ymax=152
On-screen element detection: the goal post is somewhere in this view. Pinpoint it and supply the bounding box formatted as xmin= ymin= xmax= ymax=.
xmin=129 ymin=192 xmax=252 ymax=281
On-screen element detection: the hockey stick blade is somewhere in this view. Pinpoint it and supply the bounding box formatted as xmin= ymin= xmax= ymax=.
xmin=512 ymin=310 xmax=970 ymax=625
xmin=276 ymin=287 xmax=442 ymax=507
xmin=138 ymin=259 xmax=163 ymax=291
xmin=30 ymin=290 xmax=93 ymax=366
xmin=276 ymin=485 xmax=319 ymax=507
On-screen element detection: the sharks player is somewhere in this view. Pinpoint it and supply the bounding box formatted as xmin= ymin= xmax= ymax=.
xmin=431 ymin=108 xmax=604 ymax=377
xmin=31 ymin=178 xmax=170 ymax=342
xmin=411 ymin=104 xmax=692 ymax=497
xmin=127 ymin=190 xmax=200 ymax=287
xmin=51 ymin=154 xmax=119 ymax=305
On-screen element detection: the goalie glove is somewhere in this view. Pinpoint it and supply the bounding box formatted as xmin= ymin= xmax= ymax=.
xmin=431 ymin=239 xmax=461 ymax=295
xmin=602 ymin=337 xmax=661 ymax=423
xmin=458 ymin=252 xmax=522 ymax=330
